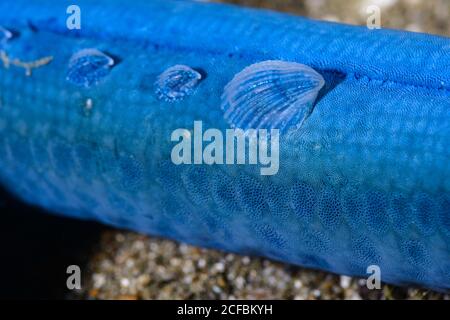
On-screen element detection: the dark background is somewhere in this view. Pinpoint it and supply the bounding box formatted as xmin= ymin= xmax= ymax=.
xmin=0 ymin=187 xmax=105 ymax=299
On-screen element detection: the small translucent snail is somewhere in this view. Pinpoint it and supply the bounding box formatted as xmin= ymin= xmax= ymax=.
xmin=67 ymin=48 xmax=115 ymax=88
xmin=155 ymin=65 xmax=203 ymax=102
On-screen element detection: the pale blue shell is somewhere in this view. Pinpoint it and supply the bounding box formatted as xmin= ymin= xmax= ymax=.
xmin=66 ymin=48 xmax=115 ymax=88
xmin=221 ymin=60 xmax=325 ymax=132
xmin=155 ymin=65 xmax=202 ymax=102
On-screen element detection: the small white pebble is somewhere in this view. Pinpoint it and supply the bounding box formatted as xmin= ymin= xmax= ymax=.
xmin=120 ymin=278 xmax=130 ymax=288
xmin=183 ymin=275 xmax=193 ymax=285
xmin=235 ymin=276 xmax=245 ymax=289
xmin=182 ymin=261 xmax=194 ymax=273
xmin=214 ymin=262 xmax=225 ymax=273
xmin=350 ymin=292 xmax=362 ymax=300
xmin=340 ymin=275 xmax=352 ymax=289
xmin=179 ymin=244 xmax=189 ymax=254
xmin=92 ymin=273 xmax=106 ymax=288
xmin=405 ymin=24 xmax=422 ymax=33
xmin=294 ymin=280 xmax=303 ymax=289
xmin=197 ymin=259 xmax=206 ymax=268
xmin=322 ymin=14 xmax=340 ymax=22
xmin=170 ymin=258 xmax=181 ymax=267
